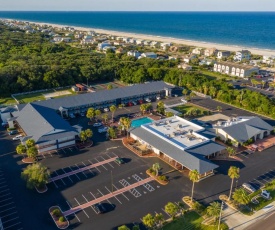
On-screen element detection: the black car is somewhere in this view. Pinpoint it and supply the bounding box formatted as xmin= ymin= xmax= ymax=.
xmin=94 ymin=203 xmax=106 ymax=214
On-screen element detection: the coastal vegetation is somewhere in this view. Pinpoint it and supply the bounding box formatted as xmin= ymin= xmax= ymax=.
xmin=1 ymin=22 xmax=275 ymax=119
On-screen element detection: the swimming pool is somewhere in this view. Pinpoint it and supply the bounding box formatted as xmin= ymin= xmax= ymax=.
xmin=131 ymin=117 xmax=153 ymax=128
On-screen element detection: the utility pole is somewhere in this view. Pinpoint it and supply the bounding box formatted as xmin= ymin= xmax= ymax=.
xmin=218 ymin=201 xmax=224 ymax=230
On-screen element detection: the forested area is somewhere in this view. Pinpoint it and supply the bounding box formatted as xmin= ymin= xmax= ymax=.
xmin=0 ymin=23 xmax=180 ymax=96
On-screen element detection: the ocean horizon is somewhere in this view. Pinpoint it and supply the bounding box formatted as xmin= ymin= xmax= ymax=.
xmin=0 ymin=11 xmax=275 ymax=50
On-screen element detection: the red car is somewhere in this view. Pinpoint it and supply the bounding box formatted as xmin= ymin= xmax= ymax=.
xmin=138 ymin=99 xmax=143 ymax=104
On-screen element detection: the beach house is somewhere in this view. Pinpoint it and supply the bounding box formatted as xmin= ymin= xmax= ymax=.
xmin=140 ymin=52 xmax=157 ymax=59
xmin=262 ymin=55 xmax=275 ymax=65
xmin=183 ymin=54 xmax=197 ymax=63
xmin=204 ymin=48 xmax=217 ymax=57
xmin=178 ymin=63 xmax=192 ymax=70
xmin=217 ymin=51 xmax=231 ymax=59
xmin=127 ymin=50 xmax=141 ymax=58
xmin=213 ymin=62 xmax=259 ymax=77
xmin=97 ymin=41 xmax=111 ymax=50
xmin=192 ymin=48 xmax=204 ymax=55
xmin=234 ymin=50 xmax=251 ymax=62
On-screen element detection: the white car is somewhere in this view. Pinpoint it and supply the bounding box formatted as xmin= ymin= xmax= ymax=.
xmin=156 ymin=96 xmax=161 ymax=100
xmin=145 ymin=98 xmax=151 ymax=103
xmin=93 ymin=122 xmax=102 ymax=127
xmin=98 ymin=127 xmax=108 ymax=133
xmin=104 ymin=108 xmax=109 ymax=112
xmin=13 ymin=134 xmax=22 ymax=141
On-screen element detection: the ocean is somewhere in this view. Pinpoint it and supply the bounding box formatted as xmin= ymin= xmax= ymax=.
xmin=0 ymin=11 xmax=274 ymax=50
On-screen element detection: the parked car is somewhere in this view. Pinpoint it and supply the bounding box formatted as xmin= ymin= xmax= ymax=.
xmin=156 ymin=96 xmax=161 ymax=100
xmin=256 ymin=75 xmax=263 ymax=79
xmin=1 ymin=122 xmax=8 ymax=127
xmin=8 ymin=130 xmax=18 ymax=135
xmin=69 ymin=113 xmax=75 ymax=118
xmin=98 ymin=126 xmax=108 ymax=133
xmin=115 ymin=157 xmax=125 ymax=165
xmin=145 ymin=98 xmax=151 ymax=103
xmin=104 ymin=108 xmax=109 ymax=112
xmin=93 ymin=122 xmax=102 ymax=127
xmin=12 ymin=134 xmax=22 ymax=141
xmin=80 ymin=112 xmax=85 ymax=117
xmin=242 ymin=183 xmax=257 ymax=193
xmin=94 ymin=203 xmax=106 ymax=214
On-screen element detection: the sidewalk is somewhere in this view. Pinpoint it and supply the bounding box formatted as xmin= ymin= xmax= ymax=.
xmin=222 ymin=201 xmax=275 ymax=229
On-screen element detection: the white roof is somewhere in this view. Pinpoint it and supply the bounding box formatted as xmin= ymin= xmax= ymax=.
xmin=142 ymin=116 xmax=209 ymax=150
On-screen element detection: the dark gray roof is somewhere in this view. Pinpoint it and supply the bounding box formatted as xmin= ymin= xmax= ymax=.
xmin=29 ymin=81 xmax=173 ymax=110
xmin=15 ymin=103 xmax=78 ymax=144
xmin=131 ymin=127 xmax=219 ymax=174
xmin=221 ymin=117 xmax=273 ymax=143
xmin=186 ymin=141 xmax=225 ymax=157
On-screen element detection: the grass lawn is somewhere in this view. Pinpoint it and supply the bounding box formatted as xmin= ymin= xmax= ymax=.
xmin=163 ymin=211 xmax=228 ymax=230
xmin=0 ymin=97 xmax=16 ymax=106
xmin=172 ymin=104 xmax=209 ymax=116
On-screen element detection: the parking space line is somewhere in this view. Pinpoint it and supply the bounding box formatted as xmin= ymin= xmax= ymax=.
xmin=0 ymin=184 xmax=7 ymax=189
xmin=89 ymin=192 xmax=97 ymax=199
xmin=94 ymin=158 xmax=108 ymax=171
xmin=0 ymin=193 xmax=10 ymax=198
xmin=97 ymin=189 xmax=114 ymax=206
xmin=99 ymin=156 xmax=114 ymax=168
xmin=82 ymin=194 xmax=98 ymax=214
xmin=105 ymin=186 xmax=122 ymax=204
xmin=74 ymin=198 xmax=89 ymax=218
xmin=2 ymin=216 xmax=19 ymax=224
xmin=0 ymin=207 xmax=15 ymax=213
xmin=54 ymin=171 xmax=66 ymax=185
xmin=1 ymin=211 xmax=17 ymax=218
xmin=61 ymin=168 xmax=74 ymax=183
xmin=4 ymin=222 xmax=21 ymax=229
xmin=75 ymin=164 xmax=87 ymax=178
xmin=254 ymin=179 xmax=265 ymax=185
xmin=0 ymin=189 xmax=10 ymax=193
xmin=161 ymin=208 xmax=171 ymax=217
xmin=0 ymin=180 xmax=7 ymax=185
xmin=0 ymin=197 xmax=12 ymax=203
xmin=88 ymin=160 xmax=101 ymax=173
xmin=0 ymin=202 xmax=14 ymax=208
xmin=82 ymin=162 xmax=95 ymax=176
xmin=68 ymin=166 xmax=80 ymax=180
xmin=112 ymin=184 xmax=130 ymax=201
xmin=52 ymin=179 xmax=59 ymax=188
xmin=69 ymin=148 xmax=73 ymax=152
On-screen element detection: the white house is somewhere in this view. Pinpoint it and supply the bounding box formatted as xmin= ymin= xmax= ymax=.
xmin=61 ymin=37 xmax=72 ymax=43
xmin=150 ymin=41 xmax=160 ymax=48
xmin=183 ymin=54 xmax=197 ymax=63
xmin=161 ymin=42 xmax=171 ymax=50
xmin=217 ymin=51 xmax=231 ymax=59
xmin=81 ymin=38 xmax=94 ymax=45
xmin=122 ymin=37 xmax=131 ymax=43
xmin=262 ymin=55 xmax=275 ymax=65
xmin=53 ymin=36 xmax=62 ymax=42
xmin=213 ymin=61 xmax=259 ymax=77
xmin=178 ymin=63 xmax=192 ymax=70
xmin=199 ymin=58 xmax=216 ymax=66
xmin=127 ymin=50 xmax=141 ymax=58
xmin=234 ymin=50 xmax=251 ymax=62
xmin=140 ymin=52 xmax=157 ymax=59
xmin=98 ymin=42 xmax=111 ymax=50
xmin=192 ymin=48 xmax=203 ymax=55
xmin=143 ymin=40 xmax=152 ymax=46
xmin=136 ymin=39 xmax=144 ymax=45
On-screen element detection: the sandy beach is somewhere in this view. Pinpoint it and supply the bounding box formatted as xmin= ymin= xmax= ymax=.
xmin=7 ymin=19 xmax=275 ymax=56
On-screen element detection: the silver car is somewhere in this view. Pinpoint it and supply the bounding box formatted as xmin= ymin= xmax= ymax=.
xmin=242 ymin=183 xmax=257 ymax=193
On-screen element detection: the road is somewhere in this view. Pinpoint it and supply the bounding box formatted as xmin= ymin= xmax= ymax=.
xmin=245 ymin=210 xmax=275 ymax=230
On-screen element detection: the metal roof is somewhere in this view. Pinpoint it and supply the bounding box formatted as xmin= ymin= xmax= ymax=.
xmin=220 ymin=117 xmax=273 ymax=143
xmin=29 ymin=81 xmax=173 ymax=110
xmin=15 ymin=103 xmax=78 ymax=143
xmin=131 ymin=127 xmax=220 ymax=174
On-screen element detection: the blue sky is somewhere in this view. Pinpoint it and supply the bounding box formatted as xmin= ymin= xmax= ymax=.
xmin=2 ymin=0 xmax=275 ymax=11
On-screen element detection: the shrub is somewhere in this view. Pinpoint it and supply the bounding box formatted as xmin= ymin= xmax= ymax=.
xmin=192 ymin=201 xmax=205 ymax=214
xmin=158 ymin=175 xmax=167 ymax=181
xmin=151 ymin=171 xmax=156 ymax=176
xmin=59 ymin=216 xmax=65 ymax=222
xmin=148 ymin=168 xmax=154 ymax=173
xmin=52 ymin=209 xmax=61 ymax=217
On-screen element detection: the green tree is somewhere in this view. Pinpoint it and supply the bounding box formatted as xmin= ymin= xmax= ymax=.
xmin=16 ymin=144 xmax=27 ymax=155
xmin=95 ymin=109 xmax=101 ymax=120
xmin=190 ymin=92 xmax=196 ymax=102
xmin=27 ymin=146 xmax=38 ymax=160
xmin=165 ymin=202 xmax=179 ymax=218
xmin=217 ymin=106 xmax=222 ymax=112
xmin=156 ymin=101 xmax=165 ymax=115
xmin=142 ymin=213 xmax=155 ymax=229
xmin=102 ymin=113 xmax=108 ymax=123
xmin=21 ymin=163 xmax=50 ymax=189
xmin=154 ymin=213 xmax=164 ymax=228
xmin=107 ymin=84 xmax=113 ymax=90
xmin=206 ymin=202 xmax=221 ymax=221
xmin=226 ymin=147 xmax=236 ymax=156
xmin=228 ymin=166 xmax=240 ymax=200
xmin=107 ymin=127 xmax=117 ymax=139
xmin=120 ymin=117 xmax=131 ymax=138
xmin=189 ymin=169 xmax=200 ymax=202
xmin=182 ymin=88 xmax=188 ymax=97
xmin=177 ymin=202 xmax=186 ymax=217
xmin=233 ymin=188 xmax=250 ymax=205
xmin=132 ymin=225 xmax=140 ymax=230
xmin=118 ymin=225 xmax=130 ymax=230
xmin=80 ymin=129 xmax=93 ymax=142
xmin=140 ymin=104 xmax=148 ymax=115
xmin=26 ymin=139 xmax=35 ymax=148
xmin=109 ymin=105 xmax=117 ymax=122
xmin=165 ymin=111 xmax=174 ymax=117
xmin=152 ymin=163 xmax=161 ymax=176
xmin=86 ymin=108 xmax=95 ymax=121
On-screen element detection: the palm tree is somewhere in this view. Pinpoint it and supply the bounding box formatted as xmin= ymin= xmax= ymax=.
xmin=206 ymin=202 xmax=221 ymax=221
xmin=228 ymin=166 xmax=240 ymax=200
xmin=164 ymin=202 xmax=179 ymax=218
xmin=16 ymin=144 xmax=27 ymax=156
xmin=189 ymin=169 xmax=200 ymax=202
xmin=142 ymin=213 xmax=155 ymax=229
xmin=109 ymin=105 xmax=117 ymax=123
xmin=232 ymin=188 xmax=250 ymax=205
xmin=154 ymin=213 xmax=164 ymax=228
xmin=152 ymin=163 xmax=161 ymax=176
xmin=226 ymin=147 xmax=236 ymax=156
xmin=26 ymin=139 xmax=35 ymax=148
xmin=182 ymin=89 xmax=188 ymax=97
xmin=95 ymin=109 xmax=101 ymax=121
xmin=27 ymin=146 xmax=38 ymax=161
xmin=86 ymin=108 xmax=95 ymax=121
xmin=140 ymin=104 xmax=147 ymax=115
xmin=102 ymin=113 xmax=108 ymax=124
xmin=120 ymin=117 xmax=131 ymax=138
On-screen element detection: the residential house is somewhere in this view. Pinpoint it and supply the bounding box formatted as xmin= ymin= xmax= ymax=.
xmin=75 ymin=34 xmax=84 ymax=39
xmin=136 ymin=39 xmax=144 ymax=45
xmin=199 ymin=58 xmax=216 ymax=66
xmin=116 ymin=47 xmax=125 ymax=54
xmin=61 ymin=37 xmax=72 ymax=43
xmin=143 ymin=40 xmax=152 ymax=46
xmin=150 ymin=41 xmax=160 ymax=48
xmin=53 ymin=36 xmax=62 ymax=42
xmin=161 ymin=42 xmax=172 ymax=51
xmin=127 ymin=50 xmax=141 ymax=58
xmin=213 ymin=116 xmax=273 ymax=146
xmin=217 ymin=51 xmax=231 ymax=59
xmin=262 ymin=55 xmax=275 ymax=65
xmin=140 ymin=52 xmax=157 ymax=59
xmin=183 ymin=54 xmax=197 ymax=63
xmin=129 ymin=38 xmax=136 ymax=44
xmin=122 ymin=37 xmax=131 ymax=43
xmin=192 ymin=48 xmax=203 ymax=55
xmin=204 ymin=48 xmax=217 ymax=57
xmin=103 ymin=46 xmax=116 ymax=52
xmin=81 ymin=38 xmax=94 ymax=45
xmin=178 ymin=63 xmax=192 ymax=70
xmin=234 ymin=50 xmax=251 ymax=61
xmin=97 ymin=42 xmax=111 ymax=50
xmin=213 ymin=61 xmax=259 ymax=77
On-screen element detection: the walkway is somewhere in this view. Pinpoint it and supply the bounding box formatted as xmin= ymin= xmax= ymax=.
xmin=62 ymin=177 xmax=154 ymax=216
xmin=248 ymin=136 xmax=275 ymax=152
xmin=48 ymin=157 xmax=118 ymax=183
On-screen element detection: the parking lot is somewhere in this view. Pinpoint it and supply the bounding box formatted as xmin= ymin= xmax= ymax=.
xmin=0 ymin=169 xmax=23 ymax=230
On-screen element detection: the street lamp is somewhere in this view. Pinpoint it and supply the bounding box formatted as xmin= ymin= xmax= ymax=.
xmin=218 ymin=201 xmax=224 ymax=230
